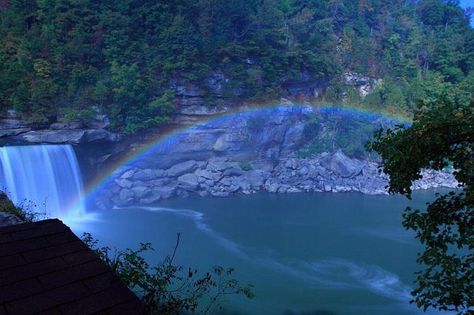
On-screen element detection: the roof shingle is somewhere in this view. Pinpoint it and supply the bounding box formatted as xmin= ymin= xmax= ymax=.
xmin=0 ymin=219 xmax=144 ymax=315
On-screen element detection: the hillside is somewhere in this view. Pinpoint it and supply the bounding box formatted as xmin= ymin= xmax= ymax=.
xmin=0 ymin=0 xmax=473 ymax=133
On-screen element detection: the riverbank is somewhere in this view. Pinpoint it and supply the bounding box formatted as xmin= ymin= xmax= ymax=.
xmin=97 ymin=152 xmax=457 ymax=209
xmin=84 ymin=105 xmax=457 ymax=209
xmin=0 ymin=104 xmax=457 ymax=210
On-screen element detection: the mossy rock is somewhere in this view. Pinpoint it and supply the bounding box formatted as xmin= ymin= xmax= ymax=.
xmin=0 ymin=192 xmax=27 ymax=221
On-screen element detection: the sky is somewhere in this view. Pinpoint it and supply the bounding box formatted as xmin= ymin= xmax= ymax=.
xmin=460 ymin=0 xmax=474 ymax=26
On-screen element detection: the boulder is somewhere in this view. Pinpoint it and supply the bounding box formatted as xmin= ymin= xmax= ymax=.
xmin=115 ymin=179 xmax=133 ymax=189
xmin=320 ymin=151 xmax=365 ymax=178
xmin=177 ymin=174 xmax=199 ymax=191
xmin=315 ymin=165 xmax=330 ymax=178
xmin=285 ymin=159 xmax=299 ymax=170
xmin=132 ymin=169 xmax=158 ymax=181
xmin=250 ymin=160 xmax=274 ymax=172
xmin=154 ymin=169 xmax=167 ymax=178
xmin=207 ymin=159 xmax=232 ymax=172
xmin=228 ymin=185 xmax=240 ymax=193
xmin=211 ymin=191 xmax=230 ymax=197
xmin=243 ymin=170 xmax=266 ymax=188
xmin=148 ymin=185 xmax=177 ymax=200
xmin=195 ymin=169 xmax=222 ymax=182
xmin=167 ymin=160 xmax=198 ymax=177
xmin=287 ymin=187 xmax=302 ymax=193
xmin=120 ymin=169 xmax=136 ymax=179
xmin=223 ymin=167 xmax=244 ymax=176
xmin=140 ymin=195 xmax=161 ymax=204
xmin=147 ymin=178 xmax=172 ymax=188
xmin=264 ymin=181 xmax=280 ymax=193
xmin=117 ymin=189 xmax=134 ymax=206
xmin=132 ymin=186 xmax=149 ymax=199
xmin=219 ymin=176 xmax=236 ymax=186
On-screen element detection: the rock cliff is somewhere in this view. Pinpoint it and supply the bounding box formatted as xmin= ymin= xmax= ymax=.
xmin=93 ymin=105 xmax=458 ymax=209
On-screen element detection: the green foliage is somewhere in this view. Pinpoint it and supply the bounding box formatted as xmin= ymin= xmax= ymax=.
xmin=366 ymin=77 xmax=406 ymax=109
xmin=368 ymin=95 xmax=474 ymax=314
xmin=300 ymin=113 xmax=376 ymax=158
xmin=59 ymin=107 xmax=96 ymax=124
xmin=0 ymin=0 xmax=472 ymax=132
xmin=0 ymin=191 xmax=43 ymax=222
xmin=81 ymin=233 xmax=254 ymax=314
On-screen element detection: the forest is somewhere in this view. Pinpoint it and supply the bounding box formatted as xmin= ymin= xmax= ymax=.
xmin=0 ymin=0 xmax=473 ymax=133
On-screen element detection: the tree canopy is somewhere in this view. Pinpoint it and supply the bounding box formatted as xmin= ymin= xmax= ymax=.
xmin=0 ymin=0 xmax=473 ymax=132
xmin=368 ymin=93 xmax=473 ymax=314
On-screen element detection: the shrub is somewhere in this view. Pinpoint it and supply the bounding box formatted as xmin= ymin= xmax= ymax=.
xmin=0 ymin=191 xmax=43 ymax=222
xmin=82 ymin=233 xmax=254 ymax=314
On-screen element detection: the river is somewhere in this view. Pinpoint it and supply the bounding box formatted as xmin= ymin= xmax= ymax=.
xmin=73 ymin=190 xmax=451 ymax=315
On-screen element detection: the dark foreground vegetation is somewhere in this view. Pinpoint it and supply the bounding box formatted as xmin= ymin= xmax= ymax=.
xmin=0 ymin=0 xmax=473 ymax=132
xmin=369 ymin=95 xmax=474 ymax=314
xmin=82 ymin=233 xmax=254 ymax=315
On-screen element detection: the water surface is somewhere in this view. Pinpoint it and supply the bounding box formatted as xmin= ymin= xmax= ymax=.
xmin=76 ymin=191 xmax=450 ymax=315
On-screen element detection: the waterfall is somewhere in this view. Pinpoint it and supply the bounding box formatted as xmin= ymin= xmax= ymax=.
xmin=0 ymin=145 xmax=85 ymax=220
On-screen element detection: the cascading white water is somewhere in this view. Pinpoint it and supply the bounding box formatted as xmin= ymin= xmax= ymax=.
xmin=0 ymin=145 xmax=85 ymax=220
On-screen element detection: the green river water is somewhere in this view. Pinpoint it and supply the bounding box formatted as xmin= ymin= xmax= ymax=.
xmin=74 ymin=191 xmax=452 ymax=315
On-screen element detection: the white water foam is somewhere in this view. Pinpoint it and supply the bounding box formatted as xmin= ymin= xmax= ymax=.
xmin=306 ymin=259 xmax=412 ymax=301
xmin=131 ymin=206 xmax=247 ymax=257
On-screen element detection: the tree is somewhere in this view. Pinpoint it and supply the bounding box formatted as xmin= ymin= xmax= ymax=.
xmin=0 ymin=0 xmax=473 ymax=131
xmin=368 ymin=94 xmax=473 ymax=314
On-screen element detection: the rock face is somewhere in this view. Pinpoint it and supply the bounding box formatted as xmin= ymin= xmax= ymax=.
xmin=0 ymin=111 xmax=32 ymax=138
xmin=0 ymin=212 xmax=23 ymax=227
xmin=343 ymin=72 xmax=381 ymax=97
xmin=18 ymin=128 xmax=120 ymax=144
xmin=0 ymin=111 xmax=123 ymax=177
xmin=95 ymin=105 xmax=458 ymax=208
xmin=0 ymin=192 xmax=24 ymax=227
xmin=0 ymin=110 xmax=121 ymax=145
xmin=0 ymin=106 xmax=456 ymax=210
xmin=99 ymin=152 xmax=458 ymax=208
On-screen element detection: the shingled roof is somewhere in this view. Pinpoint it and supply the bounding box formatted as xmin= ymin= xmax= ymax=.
xmin=0 ymin=219 xmax=144 ymax=314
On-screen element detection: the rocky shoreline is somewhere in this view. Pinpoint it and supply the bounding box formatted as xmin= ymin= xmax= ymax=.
xmin=0 ymin=105 xmax=458 ymax=209
xmin=97 ymin=151 xmax=458 ymax=209
xmin=83 ymin=104 xmax=458 ymax=209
